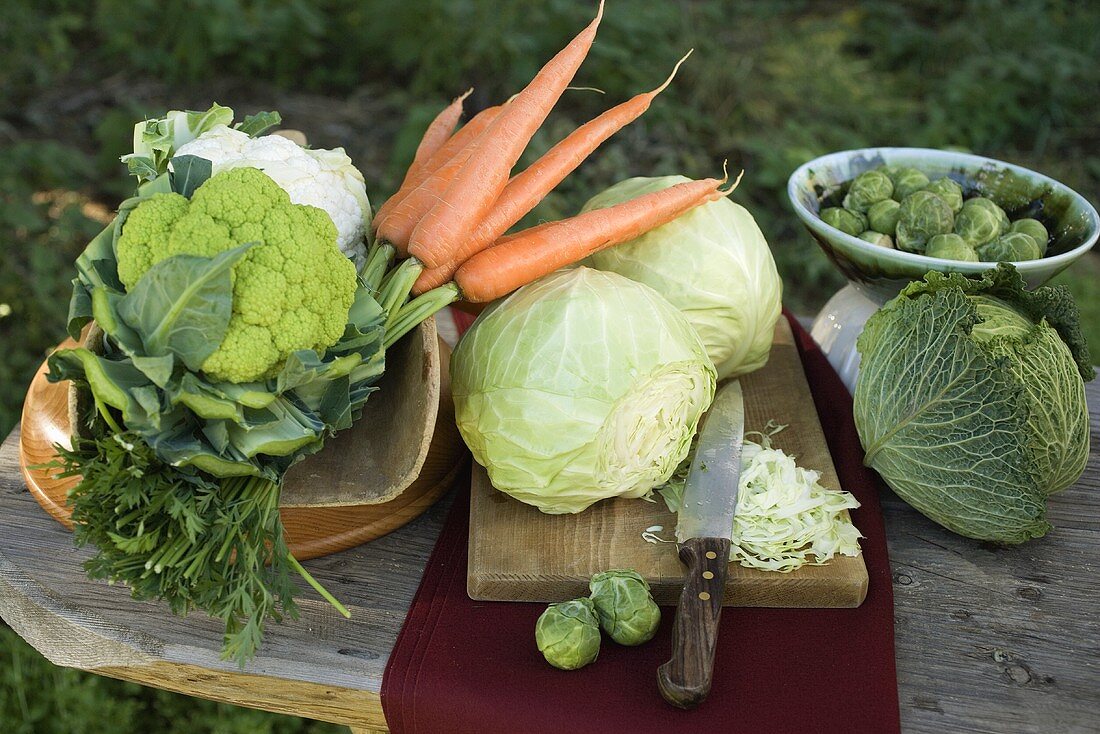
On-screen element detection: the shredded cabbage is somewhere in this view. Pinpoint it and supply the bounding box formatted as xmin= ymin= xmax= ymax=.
xmin=659 ymin=424 xmax=862 ymax=572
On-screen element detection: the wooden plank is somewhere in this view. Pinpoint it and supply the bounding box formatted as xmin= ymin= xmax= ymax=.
xmin=96 ymin=661 xmax=390 ymax=730
xmin=0 ymin=424 xmax=451 ymax=729
xmin=467 ymin=319 xmax=869 ymax=608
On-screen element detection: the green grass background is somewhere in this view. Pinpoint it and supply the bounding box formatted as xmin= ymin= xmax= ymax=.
xmin=1 ymin=0 xmax=1097 ymax=730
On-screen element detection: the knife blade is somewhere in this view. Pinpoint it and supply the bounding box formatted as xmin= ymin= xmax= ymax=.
xmin=676 ymin=380 xmax=746 ymax=543
xmin=658 ymin=380 xmax=745 ymax=710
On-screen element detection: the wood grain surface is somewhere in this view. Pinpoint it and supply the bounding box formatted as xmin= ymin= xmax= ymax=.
xmin=18 ymin=326 xmax=466 ymax=560
xmin=1 ymin=363 xmax=1098 ymax=731
xmin=467 ymin=319 xmax=870 ymax=608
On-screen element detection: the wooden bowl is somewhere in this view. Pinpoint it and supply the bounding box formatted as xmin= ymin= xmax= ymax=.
xmin=283 ymin=317 xmax=449 ymax=507
xmin=19 ymin=318 xmax=467 ymax=559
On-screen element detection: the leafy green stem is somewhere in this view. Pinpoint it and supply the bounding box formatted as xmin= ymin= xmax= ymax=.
xmin=60 ymin=435 xmax=312 ymax=667
xmin=376 ymin=257 xmax=424 ymax=328
xmin=383 ymin=282 xmax=461 ymax=348
xmin=92 ymin=394 xmax=123 ymax=435
xmin=287 ymin=555 xmax=351 ymax=619
xmin=361 ymin=240 xmax=396 ymax=294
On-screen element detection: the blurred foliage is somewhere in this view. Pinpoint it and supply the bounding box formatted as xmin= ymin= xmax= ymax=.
xmin=0 ymin=142 xmax=102 ymax=433
xmin=0 ymin=0 xmax=1098 ymax=725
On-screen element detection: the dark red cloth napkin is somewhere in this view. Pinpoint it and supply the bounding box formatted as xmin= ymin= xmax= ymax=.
xmin=381 ymin=309 xmax=900 ymax=733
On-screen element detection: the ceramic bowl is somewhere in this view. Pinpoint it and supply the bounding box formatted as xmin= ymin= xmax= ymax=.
xmin=787 ymin=147 xmax=1099 ymax=302
xmin=787 ymin=147 xmax=1098 ymax=391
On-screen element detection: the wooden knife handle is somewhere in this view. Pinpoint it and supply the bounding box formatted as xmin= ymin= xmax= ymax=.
xmin=657 ymin=535 xmax=732 ymax=709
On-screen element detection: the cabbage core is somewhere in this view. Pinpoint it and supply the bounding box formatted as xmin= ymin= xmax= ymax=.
xmin=595 ymin=363 xmax=715 ymax=500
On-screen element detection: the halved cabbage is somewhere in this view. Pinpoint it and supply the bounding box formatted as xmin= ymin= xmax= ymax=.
xmin=451 ymin=267 xmax=717 ymax=514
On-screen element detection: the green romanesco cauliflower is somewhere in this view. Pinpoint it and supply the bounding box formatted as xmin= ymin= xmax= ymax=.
xmin=116 ymin=167 xmax=357 ymax=383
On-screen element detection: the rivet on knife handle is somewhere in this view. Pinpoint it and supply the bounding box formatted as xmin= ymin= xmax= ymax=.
xmin=657 ymin=535 xmax=731 ymax=709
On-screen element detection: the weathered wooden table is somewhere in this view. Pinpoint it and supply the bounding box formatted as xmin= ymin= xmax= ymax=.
xmin=1 ymin=379 xmax=1097 ymax=733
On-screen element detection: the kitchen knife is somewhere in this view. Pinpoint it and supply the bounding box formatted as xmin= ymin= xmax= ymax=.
xmin=657 ymin=380 xmax=745 ymax=709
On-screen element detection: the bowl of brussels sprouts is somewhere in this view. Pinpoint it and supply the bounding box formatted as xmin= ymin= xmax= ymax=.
xmin=787 ymin=147 xmax=1098 ymax=390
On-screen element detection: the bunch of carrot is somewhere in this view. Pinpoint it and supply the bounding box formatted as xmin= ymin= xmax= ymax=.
xmin=371 ymin=0 xmax=736 ymax=343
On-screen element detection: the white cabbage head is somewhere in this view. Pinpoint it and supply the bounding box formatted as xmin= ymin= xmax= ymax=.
xmin=581 ymin=175 xmax=782 ymax=379
xmin=451 ymin=267 xmax=717 ymax=514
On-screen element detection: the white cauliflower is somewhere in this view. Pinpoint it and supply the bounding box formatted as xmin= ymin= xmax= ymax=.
xmin=174 ymin=126 xmax=371 ymax=265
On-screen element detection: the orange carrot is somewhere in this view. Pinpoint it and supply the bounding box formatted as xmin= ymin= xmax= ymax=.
xmin=412 ymin=220 xmax=552 ymax=293
xmin=375 ymin=129 xmax=488 ymax=250
xmin=412 ymin=263 xmax=457 ymax=295
xmin=409 ymin=89 xmax=472 ymax=176
xmin=373 ymin=104 xmax=503 ymax=235
xmin=454 ymin=174 xmax=734 ymax=303
xmin=408 ymin=0 xmax=605 ymax=269
xmin=411 ymin=52 xmax=691 ymax=295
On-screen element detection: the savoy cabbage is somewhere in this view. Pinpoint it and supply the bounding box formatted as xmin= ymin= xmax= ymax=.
xmin=854 ymin=264 xmax=1092 ymax=543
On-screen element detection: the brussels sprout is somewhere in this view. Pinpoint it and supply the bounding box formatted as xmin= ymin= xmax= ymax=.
xmin=843 ymin=170 xmax=894 ymax=213
xmin=923 ymin=177 xmax=964 ymax=214
xmin=925 ymin=233 xmax=978 ymax=262
xmin=866 ymin=199 xmax=902 ymax=236
xmin=976 ymin=232 xmax=1043 ymax=262
xmin=820 ymin=207 xmax=867 ymax=237
xmin=858 ymin=230 xmax=895 ymax=249
xmin=877 ymin=164 xmax=902 ymax=179
xmin=888 ymin=167 xmax=931 ymax=201
xmin=535 ymin=598 xmax=601 ymax=670
xmin=970 ymin=197 xmax=1011 ymax=228
xmin=954 ymin=197 xmax=1009 ymax=246
xmin=588 ymin=570 xmax=661 ymax=646
xmin=895 ymin=191 xmax=955 ymax=253
xmin=1010 ymin=218 xmax=1049 ymax=254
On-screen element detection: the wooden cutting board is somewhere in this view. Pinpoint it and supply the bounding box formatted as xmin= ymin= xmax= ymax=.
xmin=468 ymin=318 xmax=869 ymax=608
